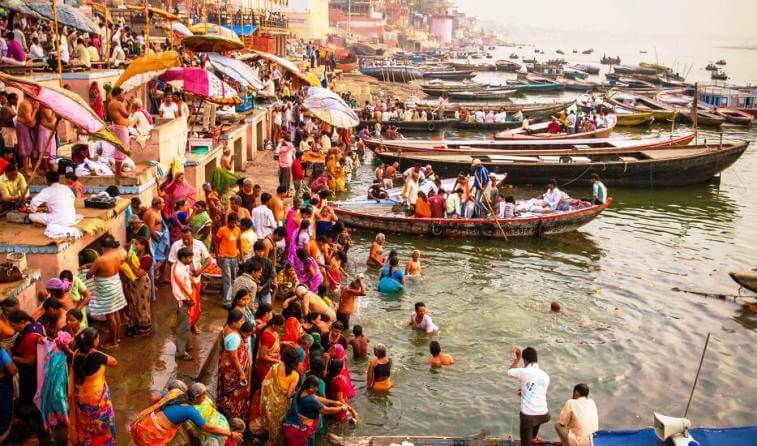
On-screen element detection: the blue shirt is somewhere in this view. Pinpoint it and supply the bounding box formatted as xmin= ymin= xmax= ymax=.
xmin=593 ymin=181 xmax=607 ymax=203
xmin=472 ymin=166 xmax=490 ymax=190
xmin=162 ymin=404 xmax=206 ymax=427
xmin=0 ymin=348 xmax=10 ymax=368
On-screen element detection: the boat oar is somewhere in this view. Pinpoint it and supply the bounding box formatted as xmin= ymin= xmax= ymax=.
xmin=481 ymin=187 xmax=508 ymax=240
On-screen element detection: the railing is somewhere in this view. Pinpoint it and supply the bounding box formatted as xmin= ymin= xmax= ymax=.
xmin=201 ymin=11 xmax=288 ymax=30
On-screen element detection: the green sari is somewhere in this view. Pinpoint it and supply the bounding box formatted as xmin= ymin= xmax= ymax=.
xmin=189 ymin=210 xmax=213 ymax=250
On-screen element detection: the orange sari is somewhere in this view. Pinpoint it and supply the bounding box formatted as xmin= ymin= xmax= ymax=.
xmin=68 ymin=359 xmax=116 ymax=446
xmin=414 ymin=196 xmax=432 ymax=218
xmin=129 ymin=389 xmax=184 ymax=445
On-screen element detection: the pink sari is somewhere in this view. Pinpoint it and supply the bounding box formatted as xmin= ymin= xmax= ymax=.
xmin=16 ymin=120 xmax=35 ymax=157
xmin=330 ymin=344 xmax=355 ymax=399
xmin=162 ymin=179 xmax=197 ymax=218
xmin=109 ymin=124 xmax=129 ymax=161
xmin=37 ymin=125 xmax=57 ymax=162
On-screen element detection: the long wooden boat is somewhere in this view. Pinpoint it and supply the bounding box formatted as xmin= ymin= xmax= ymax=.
xmin=415 ymin=100 xmax=575 ymax=119
xmin=571 ymin=63 xmax=600 ymax=74
xmin=505 ymin=79 xmax=564 ymax=92
xmin=454 ymin=120 xmax=530 ymax=131
xmin=423 ymin=69 xmax=476 ymax=81
xmin=363 ymin=131 xmax=696 ymax=154
xmin=494 ymin=115 xmax=617 ymax=140
xmin=729 ymin=269 xmax=757 ymax=293
xmin=450 ymin=62 xmax=497 ymax=71
xmin=358 ymin=119 xmax=458 ymax=132
xmin=372 ymin=142 xmax=748 ymax=187
xmin=359 ymin=65 xmax=424 ymax=82
xmin=333 ymin=179 xmax=611 ymax=238
xmin=616 ymin=111 xmax=655 ymax=126
xmin=606 ymin=92 xmax=677 ymax=121
xmin=420 ymin=81 xmax=486 ymax=96
xmin=716 ymin=107 xmax=754 ymax=125
xmin=447 ymin=89 xmax=517 ymax=100
xmin=496 ymin=60 xmax=521 ymax=72
xmin=562 ymin=78 xmax=599 ymax=91
xmin=654 ymin=93 xmax=726 ymax=126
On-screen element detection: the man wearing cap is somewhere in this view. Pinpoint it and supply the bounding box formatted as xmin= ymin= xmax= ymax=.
xmin=0 ymin=163 xmax=28 ymax=210
xmin=471 ymin=159 xmax=490 ymax=217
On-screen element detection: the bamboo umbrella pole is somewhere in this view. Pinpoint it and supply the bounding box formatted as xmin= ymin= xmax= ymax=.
xmin=187 ymin=0 xmax=192 ymax=26
xmin=104 ymin=0 xmax=110 ymax=68
xmin=169 ymin=0 xmax=175 ymax=49
xmin=144 ymin=0 xmax=150 ymax=54
xmin=51 ymin=0 xmax=62 ymax=87
xmin=17 ymin=118 xmax=61 ymax=203
xmin=202 ymin=0 xmax=207 ymax=34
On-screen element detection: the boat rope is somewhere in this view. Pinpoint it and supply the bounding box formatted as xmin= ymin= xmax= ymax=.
xmin=684 ymin=332 xmax=711 ymax=418
xmin=560 ymin=166 xmax=593 ymax=187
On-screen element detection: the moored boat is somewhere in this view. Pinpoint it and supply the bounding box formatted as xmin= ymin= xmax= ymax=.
xmin=711 ymin=70 xmax=728 ymax=80
xmin=716 ymin=107 xmax=754 ymax=125
xmin=494 ymin=115 xmax=617 ymax=140
xmin=506 ymin=78 xmax=564 ymax=92
xmin=568 ymin=63 xmax=600 ymax=75
xmin=601 ymin=54 xmax=621 ymax=64
xmin=372 ymin=141 xmax=748 ymax=187
xmin=359 ymin=65 xmax=424 ymax=82
xmin=447 ymin=89 xmax=517 ymax=101
xmin=495 ymin=59 xmax=521 ymax=72
xmin=333 ymin=178 xmax=611 ymax=238
xmin=705 ymin=63 xmax=718 ymax=71
xmin=454 ymin=120 xmax=529 ymax=131
xmin=358 ymin=119 xmax=458 ymax=132
xmin=729 ymin=269 xmax=757 ymax=293
xmin=606 ymin=92 xmax=678 ymax=121
xmin=414 ymin=100 xmax=575 ymax=119
xmin=423 ymin=69 xmax=476 ymax=81
xmin=615 ymin=111 xmax=655 ymax=126
xmin=716 ymin=59 xmax=727 ymax=65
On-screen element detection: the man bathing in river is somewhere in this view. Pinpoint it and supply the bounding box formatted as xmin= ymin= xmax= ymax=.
xmin=410 ymin=302 xmax=438 ymax=334
xmin=405 ymin=250 xmax=422 ymax=277
xmin=367 ymin=233 xmax=386 ymax=267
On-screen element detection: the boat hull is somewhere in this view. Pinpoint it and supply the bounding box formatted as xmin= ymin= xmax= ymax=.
xmin=729 ymin=270 xmax=757 ymax=293
xmin=716 ymin=107 xmax=754 ymax=125
xmin=616 ymin=113 xmax=654 ymax=126
xmin=358 ymin=119 xmax=458 ymax=132
xmin=454 ymin=121 xmax=525 ymax=130
xmin=375 ymin=143 xmax=747 ymax=187
xmin=334 ymin=200 xmax=611 ymax=238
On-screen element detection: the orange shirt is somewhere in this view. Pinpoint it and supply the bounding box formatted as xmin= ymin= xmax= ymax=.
xmin=217 ymin=226 xmax=241 ymax=258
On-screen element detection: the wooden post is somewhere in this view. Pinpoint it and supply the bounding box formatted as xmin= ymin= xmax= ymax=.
xmin=51 ymin=0 xmax=63 ymax=87
xmin=144 ymin=0 xmax=150 ymax=54
xmin=692 ymin=82 xmax=698 ymax=144
xmin=104 ymin=0 xmax=110 ymax=68
xmin=202 ymin=0 xmax=207 ymax=33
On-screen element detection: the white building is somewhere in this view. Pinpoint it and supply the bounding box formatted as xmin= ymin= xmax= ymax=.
xmin=286 ymin=0 xmax=330 ymax=41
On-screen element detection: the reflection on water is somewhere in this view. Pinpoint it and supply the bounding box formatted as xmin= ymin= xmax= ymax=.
xmin=337 ymin=124 xmax=756 ymax=438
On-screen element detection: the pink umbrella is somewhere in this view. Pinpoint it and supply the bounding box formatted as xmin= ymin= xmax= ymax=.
xmin=159 ymin=67 xmax=241 ymax=105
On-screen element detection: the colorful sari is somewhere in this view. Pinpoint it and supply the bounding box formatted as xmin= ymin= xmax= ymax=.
xmin=153 ymin=219 xmax=171 ymax=264
xmin=68 ymin=355 xmax=116 ymax=445
xmin=169 ymin=396 xmax=229 ymax=446
xmin=260 ymin=363 xmax=298 ymax=446
xmin=209 ymin=168 xmax=240 ymax=196
xmin=217 ymin=332 xmax=252 ymax=421
xmin=330 ymin=344 xmax=355 ymax=400
xmin=13 ymin=321 xmax=44 ymax=408
xmin=124 ymin=253 xmax=153 ymax=330
xmin=253 ymin=329 xmax=280 ymax=389
xmin=38 ymin=332 xmax=72 ymax=429
xmin=294 ymin=255 xmax=323 ymax=293
xmin=129 ymin=389 xmax=184 ymax=445
xmin=282 ymin=393 xmax=321 ymax=446
xmin=189 ymin=210 xmax=213 ymax=250
xmin=280 ymin=317 xmax=303 ymax=346
xmin=163 ymin=178 xmax=197 ymax=219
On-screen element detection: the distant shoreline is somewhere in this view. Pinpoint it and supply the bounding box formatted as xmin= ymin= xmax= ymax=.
xmin=717 ymin=45 xmax=757 ymax=50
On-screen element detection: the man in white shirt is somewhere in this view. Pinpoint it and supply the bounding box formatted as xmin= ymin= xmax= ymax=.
xmin=507 ymin=346 xmax=551 ymax=446
xmin=168 ymin=227 xmax=211 ymax=273
xmin=542 ymin=179 xmax=563 ymax=210
xmin=262 ymin=76 xmax=275 ymax=97
xmin=555 ymin=383 xmax=599 ymax=446
xmin=171 ymin=247 xmax=195 ymax=360
xmin=29 ymin=37 xmax=45 ymax=60
xmin=159 ymin=93 xmax=179 ymax=119
xmin=409 ymin=302 xmax=438 ymax=334
xmin=251 ymin=193 xmax=277 ymax=239
xmin=29 ymin=171 xmax=77 ymax=227
xmin=445 ymin=188 xmax=462 ymax=218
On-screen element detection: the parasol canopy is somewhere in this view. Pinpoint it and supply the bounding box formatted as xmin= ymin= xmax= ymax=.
xmin=125 ymin=5 xmax=180 ymax=21
xmin=303 ymin=87 xmax=359 ymax=129
xmin=27 ymin=2 xmax=97 ymax=34
xmin=171 ymin=22 xmax=193 ymax=37
xmin=160 ymin=67 xmax=241 ymax=106
xmin=240 ymin=49 xmax=319 ymax=86
xmin=0 ymin=72 xmax=130 ymax=156
xmin=113 ymin=51 xmax=182 ymax=92
xmin=182 ymin=34 xmax=244 ymax=53
xmin=0 ymin=0 xmax=41 ymax=18
xmin=207 ymin=53 xmax=263 ymax=90
xmin=189 ymin=23 xmax=240 ymax=40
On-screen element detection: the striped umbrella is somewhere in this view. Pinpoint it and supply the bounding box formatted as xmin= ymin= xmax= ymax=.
xmin=207 ymin=53 xmax=264 ymax=90
xmin=27 ymin=2 xmax=97 ymax=34
xmin=303 ymin=87 xmax=359 ymax=129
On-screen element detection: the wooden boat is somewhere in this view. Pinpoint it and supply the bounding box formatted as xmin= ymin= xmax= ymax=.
xmin=358 ymin=119 xmax=458 ymax=132
xmin=414 ymin=100 xmax=575 ymax=119
xmin=359 ymin=65 xmax=424 ymax=82
xmin=333 ymin=178 xmax=611 ymax=239
xmin=711 ymin=70 xmax=728 ymax=80
xmin=423 ymin=69 xmax=476 ymax=81
xmin=450 ymin=62 xmax=497 ymax=72
xmin=616 ymin=77 xmax=656 ymax=89
xmin=447 ymin=89 xmax=517 ymax=101
xmin=495 ymin=115 xmax=617 ymax=140
xmin=568 ymin=63 xmax=600 ymax=75
xmin=655 ymin=93 xmax=726 ymax=126
xmin=420 ymin=81 xmax=486 ymax=96
xmin=509 ymin=53 xmax=519 ymax=59
xmin=605 ymin=92 xmax=677 ymax=121
xmin=562 ymin=67 xmax=589 ymax=79
xmin=716 ymin=107 xmax=754 ymax=125
xmin=729 ymin=269 xmax=757 ymax=293
xmin=506 ymin=79 xmax=564 ymax=92
xmin=454 ymin=119 xmax=538 ymax=131
xmin=706 ymin=63 xmax=718 ymax=71
xmin=556 ymin=49 xmax=565 ymax=55
xmin=601 ymin=54 xmax=621 ymax=64
xmin=364 ymin=131 xmax=696 ymax=154
xmin=582 ymin=48 xmax=594 ymax=54
xmin=611 ymin=64 xmax=638 ymax=75
xmin=522 ymin=57 xmax=538 ymax=64
xmin=616 ymin=111 xmax=655 ymax=126
xmin=372 ymin=142 xmax=748 ymax=187
xmin=495 ymin=60 xmax=521 ymax=72
xmin=716 ymin=59 xmax=727 ymax=65
xmin=561 ymin=78 xmax=599 ymax=91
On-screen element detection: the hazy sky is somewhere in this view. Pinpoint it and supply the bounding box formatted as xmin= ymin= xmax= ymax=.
xmin=452 ymin=0 xmax=757 ymax=41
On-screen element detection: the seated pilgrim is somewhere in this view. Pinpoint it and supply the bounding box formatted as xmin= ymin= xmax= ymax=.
xmin=72 ymin=137 xmax=135 ymax=176
xmin=29 ymin=171 xmax=78 ymax=227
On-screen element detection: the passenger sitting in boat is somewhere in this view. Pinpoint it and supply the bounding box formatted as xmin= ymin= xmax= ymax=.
xmin=367 ymin=181 xmax=388 ymax=200
xmin=566 ymin=111 xmax=577 ymax=134
xmin=512 ymin=109 xmax=524 ymax=122
xmin=459 ymin=108 xmax=469 ymax=122
xmin=497 ymin=195 xmax=517 ymax=218
xmin=419 ymin=110 xmax=428 ymax=121
xmin=474 ymin=110 xmax=485 ymax=123
xmin=485 ymin=110 xmax=495 ymax=124
xmin=462 ymin=195 xmax=476 ymax=218
xmin=542 ymin=179 xmax=563 ymax=210
xmin=414 ymin=191 xmax=432 ymax=218
xmin=494 ymin=111 xmax=509 ymax=123
xmin=581 ymin=118 xmax=595 ymax=133
xmin=445 ymin=188 xmax=463 ymax=218
xmin=558 ymin=110 xmax=568 ymax=128
xmin=547 ymin=118 xmax=562 ymax=134
xmin=429 ymin=189 xmax=446 ymax=218
xmin=521 ymin=116 xmax=533 ymax=134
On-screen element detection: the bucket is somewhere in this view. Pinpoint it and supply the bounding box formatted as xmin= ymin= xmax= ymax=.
xmin=6 ymin=252 xmax=27 ymax=273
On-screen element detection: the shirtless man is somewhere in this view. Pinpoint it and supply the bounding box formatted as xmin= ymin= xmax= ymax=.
xmin=143 ymin=197 xmax=169 ymax=280
xmin=16 ymin=95 xmax=38 ymax=175
xmin=106 ymin=87 xmax=130 ymax=176
xmin=337 ymin=275 xmax=366 ymax=329
xmin=294 ymin=284 xmax=336 ymax=322
xmin=382 ymin=162 xmax=399 ymax=190
xmin=86 ymin=235 xmax=128 ymax=347
xmin=37 ymin=105 xmax=58 ymax=171
xmin=405 ymin=250 xmax=422 ymax=277
xmin=367 ymin=233 xmax=386 ymax=267
xmin=427 ymin=340 xmax=455 ymax=367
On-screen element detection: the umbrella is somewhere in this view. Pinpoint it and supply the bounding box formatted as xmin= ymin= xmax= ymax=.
xmin=0 ymin=72 xmax=130 ymax=155
xmin=125 ymin=5 xmax=180 ymax=21
xmin=171 ymin=22 xmax=193 ymax=37
xmin=182 ymin=34 xmax=244 ymax=53
xmin=189 ymin=23 xmax=240 ymax=40
xmin=160 ymin=67 xmax=241 ymax=106
xmin=113 ymin=51 xmax=182 ymax=92
xmin=241 ymin=49 xmax=319 ymax=86
xmin=303 ymin=87 xmax=359 ymax=129
xmin=27 ymin=2 xmax=97 ymax=34
xmin=0 ymin=0 xmax=41 ymax=18
xmin=207 ymin=53 xmax=263 ymax=90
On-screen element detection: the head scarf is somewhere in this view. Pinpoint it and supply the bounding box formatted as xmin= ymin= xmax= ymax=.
xmin=46 ymin=277 xmax=71 ymax=292
xmin=80 ymin=248 xmax=99 ymax=264
xmin=281 ymin=317 xmax=303 ymax=344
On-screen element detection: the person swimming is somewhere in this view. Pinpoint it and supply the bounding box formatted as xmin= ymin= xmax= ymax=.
xmin=427 ymin=341 xmax=454 ymax=367
xmin=405 ymin=250 xmax=422 ymax=277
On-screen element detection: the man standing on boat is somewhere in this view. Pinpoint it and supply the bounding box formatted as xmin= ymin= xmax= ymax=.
xmin=471 ymin=159 xmax=490 ymax=217
xmin=590 ymin=174 xmax=607 ymax=205
xmin=508 ymin=346 xmax=551 ymax=446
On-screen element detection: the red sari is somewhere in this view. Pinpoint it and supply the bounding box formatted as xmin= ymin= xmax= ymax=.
xmin=253 ymin=329 xmax=280 ymax=389
xmin=162 ymin=178 xmax=197 ymax=219
xmin=217 ymin=332 xmax=252 ymax=421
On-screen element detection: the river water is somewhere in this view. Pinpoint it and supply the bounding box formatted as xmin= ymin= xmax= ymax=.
xmin=330 ymin=116 xmax=756 ymax=438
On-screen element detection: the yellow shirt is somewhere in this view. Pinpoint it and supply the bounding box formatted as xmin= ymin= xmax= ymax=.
xmin=87 ymin=46 xmax=100 ymax=62
xmin=76 ymin=44 xmax=91 ymax=68
xmin=0 ymin=173 xmax=28 ymax=201
xmin=558 ymin=397 xmax=599 ymax=446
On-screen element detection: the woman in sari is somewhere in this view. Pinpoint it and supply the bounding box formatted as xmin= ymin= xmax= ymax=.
xmin=253 ymin=315 xmax=285 ymax=389
xmin=280 ymin=317 xmax=304 ymax=348
xmin=283 ymin=375 xmax=351 ymax=446
xmin=131 ymin=382 xmax=239 ymax=445
xmin=414 ymin=191 xmax=432 ymax=218
xmin=0 ymin=346 xmax=17 ymax=445
xmin=39 ymin=331 xmax=74 ymax=431
xmin=68 ymin=328 xmax=118 ymax=446
xmin=325 ymin=154 xmax=346 ymax=193
xmin=159 ymin=172 xmax=197 ymax=220
xmin=378 ymin=257 xmax=405 ymax=293
xmin=190 ymin=200 xmax=213 ymax=251
xmin=287 ymin=219 xmax=312 ymax=267
xmin=124 ymin=237 xmax=153 ymax=336
xmin=9 ymin=311 xmax=45 ymax=438
xmin=326 ymin=359 xmax=360 ymax=423
xmin=366 ymin=343 xmax=393 ymax=392
xmin=295 ymin=248 xmax=323 ymax=293
xmin=328 ymin=344 xmax=355 ymax=400
xmin=260 ymin=346 xmax=301 ymax=446
xmin=217 ymin=311 xmax=252 ymax=422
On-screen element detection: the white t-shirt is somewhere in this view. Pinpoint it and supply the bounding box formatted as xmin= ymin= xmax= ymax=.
xmin=167 ymin=239 xmax=210 ymax=271
xmin=160 ymin=102 xmax=179 ymax=119
xmin=410 ymin=312 xmax=438 ymax=334
xmin=507 ymin=363 xmax=550 ymax=416
xmin=29 ymin=182 xmax=77 ymax=226
xmin=251 ymin=205 xmax=277 ymax=239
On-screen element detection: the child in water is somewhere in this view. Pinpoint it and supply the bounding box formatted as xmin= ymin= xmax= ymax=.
xmin=405 ymin=250 xmax=422 ymax=277
xmin=427 ymin=340 xmax=455 ymax=367
xmin=349 ymin=325 xmax=370 ymax=360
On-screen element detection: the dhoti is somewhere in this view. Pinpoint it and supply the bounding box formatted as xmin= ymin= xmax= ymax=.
xmin=37 ymin=125 xmax=57 ymax=163
xmin=1 ymin=127 xmax=17 ymax=148
xmin=88 ymin=274 xmax=128 ymax=317
xmin=109 ymin=125 xmax=129 ymax=161
xmin=16 ymin=121 xmax=35 ymax=158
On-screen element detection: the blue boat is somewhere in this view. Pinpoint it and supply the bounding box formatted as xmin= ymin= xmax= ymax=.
xmin=359 ymin=65 xmax=424 ymax=83
xmin=505 ymin=79 xmax=564 ymax=92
